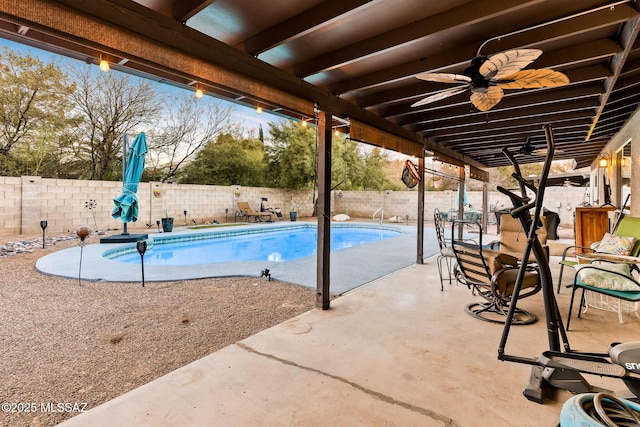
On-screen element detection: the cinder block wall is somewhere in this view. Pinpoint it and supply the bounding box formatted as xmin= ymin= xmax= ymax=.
xmin=0 ymin=176 xmax=586 ymax=235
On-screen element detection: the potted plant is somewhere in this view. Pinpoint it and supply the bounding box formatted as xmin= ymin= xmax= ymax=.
xmin=161 ymin=210 xmax=174 ymax=232
xmin=289 ymin=205 xmax=298 ymax=222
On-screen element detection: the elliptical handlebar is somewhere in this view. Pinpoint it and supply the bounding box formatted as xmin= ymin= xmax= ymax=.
xmin=498 ymin=124 xmax=564 ymax=359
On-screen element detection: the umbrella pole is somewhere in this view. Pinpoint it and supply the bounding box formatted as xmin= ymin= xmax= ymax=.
xmin=121 ymin=134 xmax=129 ymax=236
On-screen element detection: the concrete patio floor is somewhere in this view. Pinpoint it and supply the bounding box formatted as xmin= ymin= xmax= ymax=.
xmin=58 ymin=254 xmax=640 ymax=427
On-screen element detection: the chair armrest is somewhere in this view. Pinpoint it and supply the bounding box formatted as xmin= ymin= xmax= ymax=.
xmin=482 ymin=248 xmax=519 ymax=275
xmin=560 ymin=245 xmax=594 ymax=260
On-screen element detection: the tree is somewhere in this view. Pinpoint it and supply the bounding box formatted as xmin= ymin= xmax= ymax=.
xmin=264 ymin=120 xmax=317 ymax=189
xmin=69 ymin=66 xmax=160 ymax=180
xmin=332 ymin=136 xmax=364 ymax=190
xmin=178 ymin=133 xmax=265 ymax=185
xmin=361 ymin=148 xmax=401 ymax=190
xmin=0 ymin=47 xmax=76 ymax=176
xmin=145 ymin=93 xmax=235 ymax=182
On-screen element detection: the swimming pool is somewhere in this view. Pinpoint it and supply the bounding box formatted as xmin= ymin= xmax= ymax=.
xmin=106 ymin=224 xmax=403 ymax=266
xmin=35 ymin=222 xmax=425 ymax=292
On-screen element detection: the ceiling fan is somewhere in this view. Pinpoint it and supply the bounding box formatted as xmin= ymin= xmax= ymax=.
xmin=519 ymin=138 xmax=550 ymax=156
xmin=411 ymin=49 xmax=569 ymax=111
xmin=518 ymin=137 xmax=563 ymax=157
xmin=562 ymin=179 xmax=581 ymax=187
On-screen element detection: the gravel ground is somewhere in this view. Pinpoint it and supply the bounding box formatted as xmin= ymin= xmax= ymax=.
xmin=0 ymin=232 xmax=317 ymax=427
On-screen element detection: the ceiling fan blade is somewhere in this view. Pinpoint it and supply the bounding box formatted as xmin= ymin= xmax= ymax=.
xmin=497 ymin=69 xmax=570 ymax=89
xmin=470 ymin=86 xmax=503 ymax=111
xmin=411 ymin=86 xmax=468 ymax=107
xmin=480 ymin=49 xmax=543 ymax=80
xmin=415 ymin=72 xmax=471 ymax=84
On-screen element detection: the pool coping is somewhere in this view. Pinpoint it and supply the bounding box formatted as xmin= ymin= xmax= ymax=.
xmin=36 ymin=222 xmax=439 ymax=294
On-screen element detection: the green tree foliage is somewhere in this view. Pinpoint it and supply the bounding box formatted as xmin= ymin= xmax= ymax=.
xmin=263 ymin=121 xmax=399 ymax=191
xmin=362 ymin=148 xmax=402 ymax=191
xmin=0 ymin=47 xmax=77 ymax=176
xmin=332 ymin=135 xmax=363 ymax=190
xmin=178 ymin=133 xmax=265 ymax=185
xmin=264 ymin=120 xmax=317 ymax=189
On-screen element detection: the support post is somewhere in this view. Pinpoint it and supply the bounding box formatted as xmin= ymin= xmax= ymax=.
xmin=316 ymin=109 xmax=332 ymax=310
xmin=416 ymin=155 xmax=425 ymax=264
xmin=482 ymin=181 xmax=488 ymax=231
xmin=457 ymin=166 xmax=466 ymax=239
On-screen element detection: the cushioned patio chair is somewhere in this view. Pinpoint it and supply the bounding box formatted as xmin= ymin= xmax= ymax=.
xmin=237 ymin=201 xmax=272 ymax=222
xmin=567 ymin=260 xmax=640 ymax=329
xmin=451 ymin=220 xmax=541 ymax=325
xmin=489 ymin=213 xmax=548 ymax=263
xmin=556 ymin=216 xmax=640 ymax=293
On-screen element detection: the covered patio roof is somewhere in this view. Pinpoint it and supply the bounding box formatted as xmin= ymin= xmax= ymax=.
xmin=1 ymin=0 xmax=640 ymax=168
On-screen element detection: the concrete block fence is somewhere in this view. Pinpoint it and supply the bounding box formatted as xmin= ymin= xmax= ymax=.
xmin=0 ymin=176 xmax=586 ymax=236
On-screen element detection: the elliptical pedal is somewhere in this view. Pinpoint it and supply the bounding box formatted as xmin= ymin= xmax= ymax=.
xmin=549 ymin=356 xmax=626 ymax=378
xmin=542 ymin=351 xmax=626 ymax=377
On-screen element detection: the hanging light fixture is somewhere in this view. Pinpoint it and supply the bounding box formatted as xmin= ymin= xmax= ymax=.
xmin=256 ymin=106 xmax=263 ymax=114
xmin=99 ymin=54 xmax=110 ymax=72
xmin=195 ymin=87 xmax=203 ymax=98
xmin=301 ymin=119 xmax=307 ymax=128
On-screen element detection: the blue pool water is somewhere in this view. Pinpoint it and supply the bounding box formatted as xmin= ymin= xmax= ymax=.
xmin=111 ymin=226 xmax=402 ymax=266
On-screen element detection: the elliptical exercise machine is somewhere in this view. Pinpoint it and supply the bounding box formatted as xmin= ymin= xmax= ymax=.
xmin=494 ymin=123 xmax=640 ymax=403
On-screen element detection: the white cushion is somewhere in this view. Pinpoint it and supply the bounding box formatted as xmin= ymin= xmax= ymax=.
xmin=575 ymin=262 xmax=639 ymax=291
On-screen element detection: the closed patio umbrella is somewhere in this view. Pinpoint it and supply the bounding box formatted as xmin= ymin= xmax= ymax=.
xmin=112 ymin=132 xmax=148 ymax=230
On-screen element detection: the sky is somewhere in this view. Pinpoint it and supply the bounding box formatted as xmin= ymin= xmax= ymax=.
xmin=0 ymin=37 xmax=407 ymax=162
xmin=0 ymin=38 xmax=278 ymax=133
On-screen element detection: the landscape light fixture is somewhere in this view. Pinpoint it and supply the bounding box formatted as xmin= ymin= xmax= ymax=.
xmin=40 ymin=220 xmax=48 ymax=249
xmin=76 ymin=226 xmax=91 ymax=286
xmin=136 ymin=240 xmax=147 ymax=287
xmin=99 ymin=54 xmax=110 ymax=72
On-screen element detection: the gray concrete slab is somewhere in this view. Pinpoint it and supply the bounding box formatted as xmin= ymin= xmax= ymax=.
xmin=57 ymin=255 xmax=640 ymax=427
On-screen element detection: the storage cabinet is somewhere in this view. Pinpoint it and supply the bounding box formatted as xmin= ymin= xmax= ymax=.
xmin=575 ymin=207 xmax=616 ymax=252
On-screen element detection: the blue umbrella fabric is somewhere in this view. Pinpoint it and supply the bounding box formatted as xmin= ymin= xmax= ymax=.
xmin=112 ymin=132 xmax=148 ymax=223
xmin=455 ymin=182 xmax=469 ymax=207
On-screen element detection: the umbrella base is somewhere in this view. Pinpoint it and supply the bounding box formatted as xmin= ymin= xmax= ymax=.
xmin=100 ymin=233 xmax=148 ymax=244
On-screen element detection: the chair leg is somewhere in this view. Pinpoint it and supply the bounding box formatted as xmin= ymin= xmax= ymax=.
xmin=556 ymin=263 xmax=566 ymax=294
xmin=444 ymin=257 xmax=454 ymax=285
xmin=567 ymin=285 xmax=578 ymax=331
xmin=617 ymin=299 xmax=624 ymax=324
xmin=577 ymin=289 xmax=586 ymax=319
xmin=436 ymin=256 xmax=444 ymax=291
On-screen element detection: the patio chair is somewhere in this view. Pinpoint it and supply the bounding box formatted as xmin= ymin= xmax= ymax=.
xmin=260 ymin=197 xmax=283 ymax=220
xmin=567 ymin=259 xmax=640 ymax=329
xmin=237 ymin=201 xmax=272 ymax=222
xmin=434 ymin=208 xmax=455 ymax=290
xmin=451 ymin=220 xmax=541 ymax=325
xmin=556 ymin=216 xmax=640 ymax=293
xmin=489 ymin=213 xmax=548 ymax=263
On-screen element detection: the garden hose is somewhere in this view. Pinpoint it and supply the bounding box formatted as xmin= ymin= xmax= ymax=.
xmin=561 ymin=393 xmax=640 ymax=426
